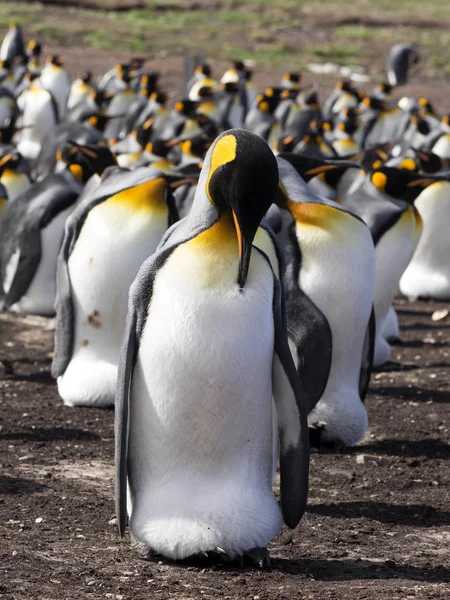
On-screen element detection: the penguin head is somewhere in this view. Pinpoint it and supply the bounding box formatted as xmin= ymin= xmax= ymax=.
xmin=409 ymin=114 xmax=431 ymax=136
xmin=145 ymin=139 xmax=171 ymax=159
xmin=26 ymin=39 xmax=42 ymax=59
xmin=195 ymin=63 xmax=213 ymax=77
xmin=277 ymin=153 xmax=357 ymax=186
xmin=61 ymin=142 xmax=117 ymax=182
xmin=80 ymin=71 xmax=92 ymax=85
xmin=359 ymin=96 xmax=384 ymax=112
xmin=140 ymin=72 xmax=159 ymax=96
xmin=174 ymin=99 xmax=199 ymax=117
xmin=221 ymin=81 xmax=240 ymax=94
xmin=418 ymin=97 xmax=435 ymax=115
xmin=179 ymin=133 xmax=213 ymax=160
xmin=281 ymin=72 xmax=301 ymax=90
xmin=256 ymin=93 xmax=279 ymax=114
xmin=414 ymin=149 xmax=449 ymax=174
xmin=133 ymin=116 xmax=154 ymax=147
xmin=150 ymin=90 xmax=168 ymax=106
xmin=88 ymin=112 xmax=115 ymax=133
xmin=0 ymin=151 xmax=21 ymax=174
xmin=202 ymin=129 xmax=279 ymax=287
xmin=369 ymin=166 xmax=439 ymax=202
xmin=47 ymin=55 xmax=64 ymax=68
xmin=129 ymin=56 xmax=145 ymax=71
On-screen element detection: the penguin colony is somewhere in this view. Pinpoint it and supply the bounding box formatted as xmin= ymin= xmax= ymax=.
xmin=0 ymin=25 xmax=449 ymax=565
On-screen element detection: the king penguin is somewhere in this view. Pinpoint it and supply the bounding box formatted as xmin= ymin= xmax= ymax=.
xmin=274 ymin=157 xmax=375 ymax=447
xmin=52 ymin=166 xmax=179 ymax=408
xmin=0 ymin=149 xmax=109 ymax=315
xmin=115 ymin=129 xmax=309 ymax=566
xmin=400 ymin=174 xmax=450 ymax=300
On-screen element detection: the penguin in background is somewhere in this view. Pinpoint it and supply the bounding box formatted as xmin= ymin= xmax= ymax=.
xmin=322 ymin=80 xmax=363 ymax=122
xmin=0 ymin=150 xmax=32 ymax=201
xmin=15 ymin=73 xmax=58 ymax=161
xmin=244 ymin=92 xmax=281 ymax=149
xmin=400 ymin=173 xmax=450 ymax=300
xmin=39 ymin=55 xmax=70 ymax=121
xmin=186 ymin=63 xmax=214 ymax=97
xmin=67 ymin=71 xmax=94 ymax=111
xmin=387 ymin=43 xmax=419 ymax=86
xmin=26 ymin=40 xmax=42 ymax=75
xmin=188 ymin=66 xmax=217 ymax=101
xmin=118 ymin=73 xmax=160 ymax=138
xmin=0 ymin=24 xmax=25 ymax=62
xmin=52 ymin=166 xmax=178 ymax=408
xmin=34 ymin=115 xmax=103 ymax=179
xmin=104 ymin=65 xmax=138 ymax=141
xmin=115 ymin=128 xmax=309 ymax=567
xmin=0 ymin=181 xmax=8 ymax=232
xmin=0 ymin=148 xmax=111 ymax=315
xmin=336 ymin=166 xmax=438 ymax=366
xmin=273 ymin=157 xmax=375 ymax=447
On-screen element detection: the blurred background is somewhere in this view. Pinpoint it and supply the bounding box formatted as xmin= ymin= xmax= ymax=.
xmin=1 ymin=0 xmax=449 ymax=108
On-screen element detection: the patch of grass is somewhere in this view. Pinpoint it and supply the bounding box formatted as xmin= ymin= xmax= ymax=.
xmin=311 ymin=43 xmax=367 ymax=62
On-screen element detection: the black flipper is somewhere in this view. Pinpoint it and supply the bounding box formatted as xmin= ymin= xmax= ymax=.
xmin=272 ymin=275 xmax=310 ymax=529
xmin=359 ymin=306 xmax=376 ymax=401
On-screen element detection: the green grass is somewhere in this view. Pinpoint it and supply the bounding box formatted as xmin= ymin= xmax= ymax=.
xmin=0 ymin=0 xmax=449 ymax=72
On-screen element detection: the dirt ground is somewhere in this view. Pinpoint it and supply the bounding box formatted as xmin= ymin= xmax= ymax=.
xmin=1 ymin=296 xmax=449 ymax=600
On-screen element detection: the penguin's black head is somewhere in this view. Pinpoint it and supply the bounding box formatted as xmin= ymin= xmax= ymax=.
xmin=150 ymin=90 xmax=168 ymax=106
xmin=174 ymin=99 xmax=199 ymax=117
xmin=414 ymin=149 xmax=448 ymax=174
xmin=140 ymin=73 xmax=159 ymax=96
xmin=277 ymin=153 xmax=357 ymax=186
xmin=179 ymin=133 xmax=213 ymax=159
xmin=88 ymin=112 xmax=115 ymax=133
xmin=0 ymin=151 xmax=20 ymax=173
xmin=376 ymin=82 xmax=393 ymax=95
xmin=410 ymin=114 xmax=431 ymax=136
xmin=256 ymin=93 xmax=279 ymax=114
xmin=27 ymin=39 xmax=42 ymax=58
xmin=283 ymin=72 xmax=301 ymax=84
xmin=221 ymin=81 xmax=240 ymax=94
xmin=61 ymin=142 xmax=117 ymax=182
xmin=195 ymin=63 xmax=212 ymax=77
xmin=204 ymin=129 xmax=279 ymax=288
xmin=129 ymin=57 xmax=145 ymax=70
xmin=48 ymin=55 xmax=64 ymax=67
xmin=146 ymin=139 xmax=171 ymax=158
xmin=369 ymin=166 xmax=441 ymax=202
xmin=81 ymin=71 xmax=92 ymax=84
xmin=360 ymin=96 xmax=384 ymax=111
xmin=418 ymin=97 xmax=435 ymax=115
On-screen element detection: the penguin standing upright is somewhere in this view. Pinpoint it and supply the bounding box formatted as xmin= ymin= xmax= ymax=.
xmin=400 ymin=175 xmax=450 ymax=300
xmin=274 ymin=156 xmax=375 ymax=447
xmin=0 ymin=150 xmax=31 ymax=201
xmin=52 ymin=167 xmax=179 ymax=408
xmin=0 ymin=24 xmax=24 ymax=62
xmin=15 ymin=73 xmax=58 ymax=161
xmin=336 ymin=166 xmax=436 ymax=366
xmin=39 ymin=55 xmax=70 ymax=121
xmin=115 ymin=129 xmax=309 ymax=566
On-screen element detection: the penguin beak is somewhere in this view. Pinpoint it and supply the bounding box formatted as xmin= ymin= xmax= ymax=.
xmin=232 ymin=209 xmax=253 ymax=289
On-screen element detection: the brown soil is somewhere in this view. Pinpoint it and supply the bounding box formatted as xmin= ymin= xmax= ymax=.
xmin=1 ymin=297 xmax=450 ymax=600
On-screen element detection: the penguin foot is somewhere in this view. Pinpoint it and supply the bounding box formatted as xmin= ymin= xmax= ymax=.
xmin=242 ymin=547 xmax=271 ymax=570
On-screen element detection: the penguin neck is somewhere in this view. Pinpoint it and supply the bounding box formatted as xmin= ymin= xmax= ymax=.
xmin=191 ymin=211 xmax=238 ymax=252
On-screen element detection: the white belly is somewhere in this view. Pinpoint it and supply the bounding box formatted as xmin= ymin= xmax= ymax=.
xmin=11 ymin=206 xmax=73 ymax=316
xmin=293 ymin=210 xmax=374 ymax=446
xmin=57 ymin=201 xmax=169 ymax=407
xmin=373 ymin=208 xmax=415 ymax=366
xmin=400 ymin=182 xmax=450 ymax=300
xmin=128 ymin=245 xmax=281 ymax=558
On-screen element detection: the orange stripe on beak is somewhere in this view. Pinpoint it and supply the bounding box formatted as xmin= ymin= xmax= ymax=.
xmin=232 ymin=210 xmax=243 ymax=262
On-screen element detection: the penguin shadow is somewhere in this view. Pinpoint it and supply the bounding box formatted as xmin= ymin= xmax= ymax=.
xmin=0 ymin=475 xmax=47 ymax=495
xmin=401 ymin=322 xmax=450 ymax=331
xmin=348 ymin=438 xmax=450 ymax=460
xmin=307 ymin=501 xmax=450 ymax=527
xmin=271 ymin=556 xmax=450 ymax=583
xmin=401 ymin=339 xmax=449 ymax=349
xmin=0 ymin=357 xmax=53 ymax=384
xmin=0 ymin=427 xmax=100 ymax=443
xmin=372 ymin=385 xmax=450 ymax=403
xmin=372 ymin=361 xmax=418 ymax=373
xmin=395 ymin=308 xmax=434 ymax=317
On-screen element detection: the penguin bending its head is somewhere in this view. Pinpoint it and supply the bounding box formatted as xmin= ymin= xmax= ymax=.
xmin=115 ymin=129 xmax=309 ymax=566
